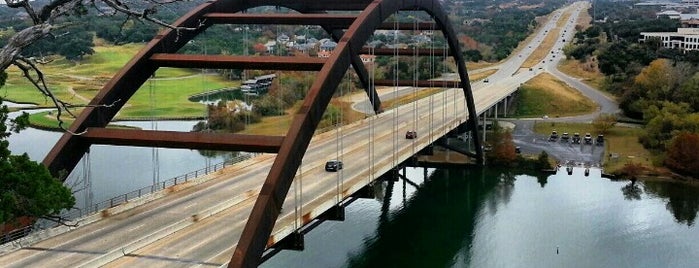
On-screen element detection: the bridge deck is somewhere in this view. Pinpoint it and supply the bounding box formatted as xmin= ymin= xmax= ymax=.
xmin=0 ymin=1 xmax=587 ymax=265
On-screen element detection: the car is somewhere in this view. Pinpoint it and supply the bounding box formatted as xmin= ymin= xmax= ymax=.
xmin=405 ymin=130 xmax=417 ymax=139
xmin=529 ymin=68 xmax=533 ymax=71
xmin=572 ymin=133 xmax=581 ymax=144
xmin=596 ymin=134 xmax=604 ymax=145
xmin=584 ymin=133 xmax=593 ymax=144
xmin=561 ymin=132 xmax=570 ymax=142
xmin=515 ymin=146 xmax=521 ymax=154
xmin=325 ymin=160 xmax=343 ymax=172
xmin=549 ymin=130 xmax=558 ymax=141
xmin=483 ymin=78 xmax=489 ymax=83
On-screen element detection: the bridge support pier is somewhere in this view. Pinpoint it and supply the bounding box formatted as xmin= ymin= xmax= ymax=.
xmin=321 ymin=205 xmax=346 ymax=222
xmin=494 ymin=103 xmax=498 ymax=119
xmin=273 ymin=231 xmax=304 ymax=251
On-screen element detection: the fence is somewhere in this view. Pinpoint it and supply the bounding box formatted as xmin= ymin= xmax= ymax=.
xmin=2 ymin=153 xmax=255 ymax=245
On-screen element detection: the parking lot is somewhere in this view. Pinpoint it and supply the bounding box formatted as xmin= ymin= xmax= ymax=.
xmin=509 ymin=120 xmax=606 ymax=167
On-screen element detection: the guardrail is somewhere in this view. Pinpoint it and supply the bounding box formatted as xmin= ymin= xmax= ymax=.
xmin=1 ymin=153 xmax=255 ymax=245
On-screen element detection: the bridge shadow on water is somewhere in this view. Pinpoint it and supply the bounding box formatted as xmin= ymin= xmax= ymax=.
xmin=345 ymin=168 xmax=520 ymax=268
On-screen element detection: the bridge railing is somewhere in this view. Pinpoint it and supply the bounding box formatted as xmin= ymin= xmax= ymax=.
xmin=2 ymin=153 xmax=256 ymax=245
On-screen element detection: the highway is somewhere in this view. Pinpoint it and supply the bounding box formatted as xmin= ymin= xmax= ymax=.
xmin=0 ymin=2 xmax=589 ymax=267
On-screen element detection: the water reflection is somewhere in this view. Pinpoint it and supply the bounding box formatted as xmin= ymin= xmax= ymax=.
xmin=266 ymin=167 xmax=699 ymax=268
xmin=643 ymin=181 xmax=699 ymax=226
xmin=345 ymin=168 xmax=497 ymax=268
xmin=621 ymin=181 xmax=643 ymax=201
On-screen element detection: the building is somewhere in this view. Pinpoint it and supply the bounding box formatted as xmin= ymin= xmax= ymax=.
xmin=640 ymin=28 xmax=699 ymax=51
xmin=657 ymin=10 xmax=682 ymax=19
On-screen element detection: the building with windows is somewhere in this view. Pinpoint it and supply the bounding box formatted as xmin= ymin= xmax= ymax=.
xmin=640 ymin=28 xmax=699 ymax=51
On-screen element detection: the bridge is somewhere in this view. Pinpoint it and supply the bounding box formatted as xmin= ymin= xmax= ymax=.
xmin=0 ymin=0 xmax=586 ymax=267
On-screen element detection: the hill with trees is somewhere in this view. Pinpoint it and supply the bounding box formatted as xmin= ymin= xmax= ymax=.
xmin=563 ymin=0 xmax=699 ymax=178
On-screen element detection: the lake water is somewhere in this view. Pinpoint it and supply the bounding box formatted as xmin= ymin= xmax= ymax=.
xmin=5 ymin=110 xmax=231 ymax=211
xmin=5 ymin=105 xmax=699 ymax=267
xmin=263 ymin=167 xmax=699 ymax=268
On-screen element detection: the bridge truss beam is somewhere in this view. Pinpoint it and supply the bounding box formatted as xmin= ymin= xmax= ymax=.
xmin=41 ymin=0 xmax=483 ymax=267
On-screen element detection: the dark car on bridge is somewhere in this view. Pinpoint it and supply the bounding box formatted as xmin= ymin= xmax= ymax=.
xmin=325 ymin=160 xmax=343 ymax=172
xmin=406 ymin=130 xmax=417 ymax=139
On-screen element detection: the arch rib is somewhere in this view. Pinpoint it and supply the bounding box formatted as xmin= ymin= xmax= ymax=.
xmin=41 ymin=0 xmax=482 ymax=266
xmin=231 ymin=0 xmax=482 ymax=267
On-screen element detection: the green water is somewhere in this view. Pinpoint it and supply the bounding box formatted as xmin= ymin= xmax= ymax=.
xmin=263 ymin=167 xmax=699 ymax=268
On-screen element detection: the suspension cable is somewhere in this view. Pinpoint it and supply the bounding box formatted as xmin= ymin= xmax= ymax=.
xmin=392 ymin=15 xmax=399 ymax=169
xmin=412 ymin=12 xmax=419 ymax=155
xmin=369 ymin=45 xmax=376 ymax=184
xmin=83 ymin=149 xmax=92 ymax=212
xmin=149 ymin=74 xmax=160 ymax=186
xmin=429 ymin=17 xmax=435 ymax=144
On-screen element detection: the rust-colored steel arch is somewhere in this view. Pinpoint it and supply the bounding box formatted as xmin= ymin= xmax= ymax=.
xmin=230 ymin=0 xmax=483 ymax=267
xmin=41 ymin=0 xmax=482 ymax=266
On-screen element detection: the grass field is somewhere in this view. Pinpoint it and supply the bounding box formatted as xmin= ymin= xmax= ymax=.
xmin=533 ymin=121 xmax=652 ymax=172
xmin=510 ymin=73 xmax=597 ymax=117
xmin=4 ymin=44 xmax=230 ymax=120
xmin=557 ymin=59 xmax=606 ymax=91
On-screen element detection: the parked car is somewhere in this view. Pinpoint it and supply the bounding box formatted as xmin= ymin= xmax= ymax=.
xmin=549 ymin=130 xmax=558 ymax=141
xmin=405 ymin=130 xmax=417 ymax=139
xmin=515 ymin=146 xmax=521 ymax=154
xmin=584 ymin=133 xmax=593 ymax=144
xmin=572 ymin=133 xmax=581 ymax=144
xmin=325 ymin=160 xmax=343 ymax=172
xmin=561 ymin=132 xmax=570 ymax=142
xmin=596 ymin=134 xmax=604 ymax=145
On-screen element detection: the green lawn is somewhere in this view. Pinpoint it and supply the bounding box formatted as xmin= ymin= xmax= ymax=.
xmin=511 ymin=73 xmax=597 ymax=118
xmin=4 ymin=43 xmax=235 ymax=122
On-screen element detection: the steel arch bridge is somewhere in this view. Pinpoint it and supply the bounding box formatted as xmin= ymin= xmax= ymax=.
xmin=42 ymin=0 xmax=483 ymax=266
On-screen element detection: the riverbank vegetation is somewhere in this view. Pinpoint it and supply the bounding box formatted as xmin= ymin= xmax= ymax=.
xmin=485 ymin=120 xmax=553 ymax=170
xmin=560 ymin=0 xmax=699 ymax=178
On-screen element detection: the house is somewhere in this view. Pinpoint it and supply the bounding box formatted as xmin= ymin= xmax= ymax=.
xmin=317 ymin=50 xmax=332 ymax=58
xmin=319 ymin=41 xmax=337 ymax=51
xmin=264 ymin=41 xmax=277 ymax=54
xmin=276 ymin=34 xmax=289 ymax=44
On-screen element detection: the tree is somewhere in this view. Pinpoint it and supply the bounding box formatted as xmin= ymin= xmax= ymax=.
xmin=1 ymin=78 xmax=75 ymax=225
xmin=592 ymin=113 xmax=617 ymax=135
xmin=486 ymin=121 xmax=516 ymax=166
xmin=665 ymin=132 xmax=699 ymax=178
xmin=536 ymin=151 xmax=552 ymax=170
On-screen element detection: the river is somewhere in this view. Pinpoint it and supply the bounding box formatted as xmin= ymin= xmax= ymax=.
xmin=263 ymin=167 xmax=699 ymax=268
xmin=5 ymin=105 xmax=699 ymax=267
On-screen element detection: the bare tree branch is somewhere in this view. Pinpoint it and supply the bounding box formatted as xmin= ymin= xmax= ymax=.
xmin=12 ymin=56 xmax=121 ymax=135
xmin=1 ymin=0 xmax=198 ymax=134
